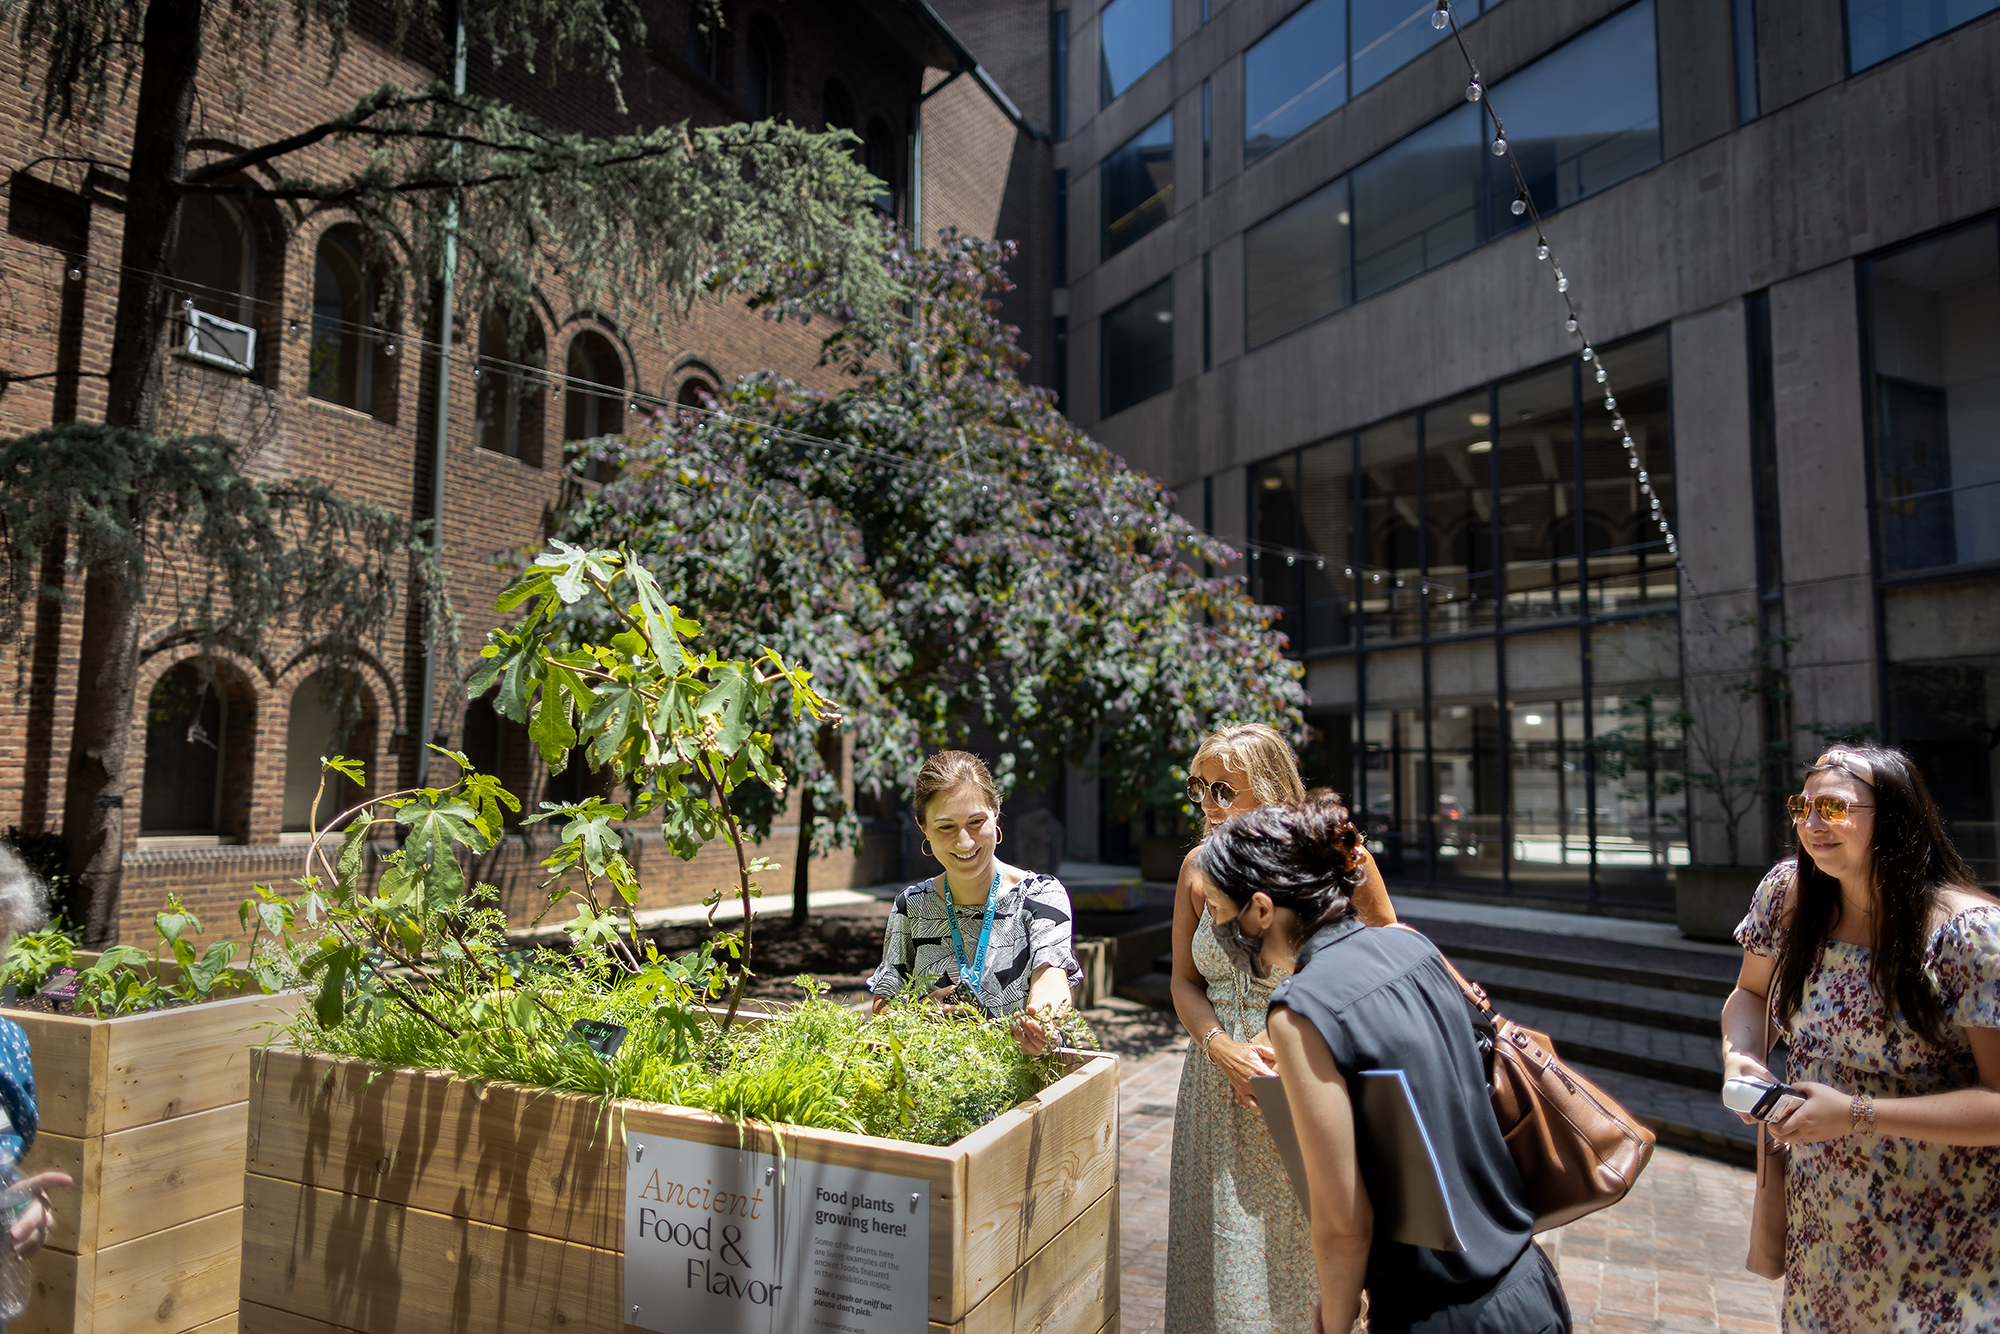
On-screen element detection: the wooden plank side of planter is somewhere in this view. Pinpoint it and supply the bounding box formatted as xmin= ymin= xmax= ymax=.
xmin=955 ymin=1057 xmax=1118 ymax=1316
xmin=97 ymin=1102 xmax=250 ymax=1247
xmin=88 ymin=1206 xmax=242 ymax=1334
xmin=103 ymin=993 xmax=293 ymax=1133
xmin=241 ymin=1175 xmax=623 ymax=1334
xmin=21 ymin=1127 xmax=97 ymax=1255
xmin=239 ymin=1302 xmax=359 ymax=1333
xmin=17 ymin=1012 xmax=109 ymax=1140
xmin=958 ymin=1183 xmax=1117 ymax=1334
xmin=18 ymin=1243 xmax=89 ymax=1334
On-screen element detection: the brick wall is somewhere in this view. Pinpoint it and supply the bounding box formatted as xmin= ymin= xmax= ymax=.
xmin=0 ymin=2 xmax=1018 ymax=945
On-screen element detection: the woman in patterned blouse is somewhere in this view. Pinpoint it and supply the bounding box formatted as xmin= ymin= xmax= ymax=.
xmin=867 ymin=751 xmax=1082 ymax=1055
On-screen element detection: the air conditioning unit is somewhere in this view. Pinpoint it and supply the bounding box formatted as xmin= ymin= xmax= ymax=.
xmin=181 ymin=308 xmax=257 ymax=373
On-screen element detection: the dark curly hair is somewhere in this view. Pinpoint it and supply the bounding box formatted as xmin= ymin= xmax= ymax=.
xmin=1773 ymin=744 xmax=1976 ymax=1046
xmin=1196 ymin=789 xmax=1368 ymax=944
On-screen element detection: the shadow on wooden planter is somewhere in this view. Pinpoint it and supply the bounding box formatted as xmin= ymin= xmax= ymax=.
xmin=13 ymin=977 xmax=302 ymax=1334
xmin=238 ymin=1046 xmax=1121 ymax=1334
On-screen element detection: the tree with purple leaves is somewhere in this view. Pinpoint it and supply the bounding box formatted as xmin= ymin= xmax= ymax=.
xmin=560 ymin=231 xmax=1306 ymax=914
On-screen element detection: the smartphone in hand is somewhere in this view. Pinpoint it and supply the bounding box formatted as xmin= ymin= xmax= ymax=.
xmin=1723 ymin=1075 xmax=1806 ymax=1121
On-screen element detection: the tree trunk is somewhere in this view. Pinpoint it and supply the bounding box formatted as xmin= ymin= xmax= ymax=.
xmin=61 ymin=0 xmax=204 ymax=946
xmin=792 ymin=783 xmax=814 ymax=927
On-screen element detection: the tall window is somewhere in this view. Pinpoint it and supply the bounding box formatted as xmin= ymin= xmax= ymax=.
xmin=1101 ymin=277 xmax=1174 ymax=416
xmin=1243 ymin=0 xmax=1660 ymax=343
xmin=823 ymin=79 xmax=855 ymax=133
xmin=173 ymin=195 xmax=258 ymax=371
xmin=1099 ymin=0 xmax=1172 ymax=107
xmin=1483 ymin=0 xmax=1660 ymax=234
xmin=477 ymin=308 xmax=546 ymax=464
xmin=865 ymin=118 xmax=899 ymax=217
xmin=1245 ymin=176 xmax=1351 ymax=348
xmin=1244 ymin=0 xmax=1348 ymax=164
xmin=1732 ymin=0 xmax=1760 ymax=122
xmin=1101 ymin=111 xmax=1173 ymax=259
xmin=685 ymin=10 xmax=715 ymax=78
xmin=1201 ymin=78 xmax=1212 ymax=192
xmin=564 ymin=331 xmax=626 ymax=482
xmin=1866 ymin=218 xmax=2000 ymax=574
xmin=282 ymin=670 xmax=371 ymax=833
xmin=1051 ymin=11 xmax=1070 ymax=140
xmin=311 ymin=233 xmax=374 ymax=411
xmin=1053 ymin=169 xmax=1069 ymax=287
xmin=140 ymin=660 xmax=252 ymax=839
xmin=744 ymin=16 xmax=781 ymax=118
xmin=1848 ymin=0 xmax=2000 ymax=71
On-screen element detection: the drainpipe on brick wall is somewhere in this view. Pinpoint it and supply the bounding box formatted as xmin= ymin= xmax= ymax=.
xmin=414 ymin=6 xmax=468 ymax=789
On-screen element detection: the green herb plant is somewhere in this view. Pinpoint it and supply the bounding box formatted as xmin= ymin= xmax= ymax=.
xmin=257 ymin=540 xmax=1085 ymax=1145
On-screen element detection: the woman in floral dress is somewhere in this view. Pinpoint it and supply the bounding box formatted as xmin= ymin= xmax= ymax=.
xmin=1722 ymin=745 xmax=2000 ymax=1331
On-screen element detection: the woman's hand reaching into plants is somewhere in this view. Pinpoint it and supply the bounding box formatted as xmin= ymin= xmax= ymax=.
xmin=1210 ymin=1032 xmax=1279 ymax=1109
xmin=1011 ymin=1004 xmax=1067 ymax=1056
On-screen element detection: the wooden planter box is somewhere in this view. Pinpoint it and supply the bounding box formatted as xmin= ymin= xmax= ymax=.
xmin=238 ymin=1046 xmax=1121 ymax=1334
xmin=13 ymin=984 xmax=303 ymax=1334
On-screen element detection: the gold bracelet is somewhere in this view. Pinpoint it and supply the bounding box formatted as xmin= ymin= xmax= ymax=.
xmin=1849 ymin=1091 xmax=1876 ymax=1134
xmin=1199 ymin=1026 xmax=1225 ymax=1063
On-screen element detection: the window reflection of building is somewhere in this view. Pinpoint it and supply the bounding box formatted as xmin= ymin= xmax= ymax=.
xmin=1246 ymin=329 xmax=1687 ymax=905
xmin=476 ymin=308 xmax=547 ymax=464
xmin=1848 ymin=0 xmax=2000 ymax=71
xmin=1098 ymin=0 xmax=1172 ymax=107
xmin=563 ymin=331 xmax=626 ymax=482
xmin=311 ymin=232 xmax=374 ymax=411
xmin=1100 ymin=112 xmax=1173 ymax=260
xmin=1099 ymin=277 xmax=1173 ymax=417
xmin=1869 ymin=216 xmax=2000 ymax=886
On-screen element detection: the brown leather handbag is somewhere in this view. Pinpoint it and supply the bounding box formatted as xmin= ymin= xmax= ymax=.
xmin=1746 ymin=1001 xmax=1788 ymax=1280
xmin=1397 ymin=929 xmax=1658 ymax=1231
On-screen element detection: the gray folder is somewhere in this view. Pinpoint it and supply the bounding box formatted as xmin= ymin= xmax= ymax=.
xmin=1251 ymin=1070 xmax=1463 ymax=1253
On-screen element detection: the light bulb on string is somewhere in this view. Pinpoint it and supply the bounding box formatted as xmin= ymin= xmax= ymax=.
xmin=1565 ymin=316 xmax=1578 ymax=334
xmin=1628 ymin=455 xmax=1639 ymax=470
xmin=1604 ymin=396 xmax=1617 ymax=411
xmin=1638 ymin=470 xmax=1649 ymax=485
xmin=384 ymin=342 xmax=397 ymax=357
xmin=1316 ymin=559 xmax=1326 ymax=571
xmin=1511 ymin=195 xmax=1527 ymax=216
xmin=1432 ymin=1 xmax=1450 ymax=28
xmin=1467 ymin=79 xmax=1483 ymax=102
xmin=1286 ymin=554 xmax=1296 ymax=567
xmin=1581 ymin=346 xmax=1594 ymax=362
xmin=1594 ymin=365 xmax=1607 ymax=383
xmin=1557 ymin=276 xmax=1569 ymax=293
xmin=1612 ymin=416 xmax=1625 ymax=432
xmin=66 ymin=267 xmax=81 ymax=282
xmin=1491 ymin=135 xmax=1508 ymax=156
xmin=1536 ymin=243 xmax=1550 ymax=261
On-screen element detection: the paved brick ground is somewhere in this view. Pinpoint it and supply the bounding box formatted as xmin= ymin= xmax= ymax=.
xmin=1085 ymin=999 xmax=1781 ymax=1334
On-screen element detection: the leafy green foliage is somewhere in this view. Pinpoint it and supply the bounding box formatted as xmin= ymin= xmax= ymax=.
xmin=563 ymin=231 xmax=1306 ymax=828
xmin=2 ymin=927 xmax=72 ymax=995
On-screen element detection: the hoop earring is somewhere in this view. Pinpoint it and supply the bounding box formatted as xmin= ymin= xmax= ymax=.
xmin=921 ymin=840 xmax=934 ymax=859
xmin=994 ymin=828 xmax=1003 ymax=845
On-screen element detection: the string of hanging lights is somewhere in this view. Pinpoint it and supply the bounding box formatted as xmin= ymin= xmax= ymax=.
xmin=1430 ymin=0 xmax=1714 ymax=633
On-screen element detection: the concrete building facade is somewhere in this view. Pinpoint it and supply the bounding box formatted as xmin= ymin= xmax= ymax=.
xmin=1049 ymin=0 xmax=2000 ymax=906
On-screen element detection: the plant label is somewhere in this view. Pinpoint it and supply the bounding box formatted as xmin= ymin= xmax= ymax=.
xmin=623 ymin=1133 xmax=929 ymax=1334
xmin=569 ymin=1017 xmax=627 ymax=1059
xmin=38 ymin=970 xmax=78 ymax=1001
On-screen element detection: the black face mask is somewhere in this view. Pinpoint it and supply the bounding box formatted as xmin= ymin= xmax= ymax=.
xmin=1212 ymin=912 xmax=1269 ymax=979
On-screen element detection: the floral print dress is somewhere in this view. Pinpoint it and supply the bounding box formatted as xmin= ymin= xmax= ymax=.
xmin=1736 ymin=862 xmax=2000 ymax=1332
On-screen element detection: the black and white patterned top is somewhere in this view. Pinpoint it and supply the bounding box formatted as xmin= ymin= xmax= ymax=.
xmin=867 ymin=872 xmax=1083 ymax=1017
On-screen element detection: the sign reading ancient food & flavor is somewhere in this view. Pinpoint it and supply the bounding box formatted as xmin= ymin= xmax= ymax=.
xmin=622 ymin=1133 xmax=929 ymax=1334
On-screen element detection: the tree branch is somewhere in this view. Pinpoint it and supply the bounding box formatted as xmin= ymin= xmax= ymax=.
xmin=179 ymin=89 xmax=454 ymax=184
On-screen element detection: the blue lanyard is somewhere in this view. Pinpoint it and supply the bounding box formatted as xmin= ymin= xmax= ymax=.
xmin=944 ymin=870 xmax=1002 ymax=991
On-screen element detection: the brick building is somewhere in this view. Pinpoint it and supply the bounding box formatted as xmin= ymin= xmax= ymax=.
xmin=0 ymin=0 xmax=1049 ymax=941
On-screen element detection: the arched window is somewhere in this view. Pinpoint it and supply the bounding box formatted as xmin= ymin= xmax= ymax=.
xmin=282 ymin=670 xmax=374 ymax=833
xmin=174 ymin=195 xmax=258 ymax=371
xmin=864 ymin=118 xmax=899 ymax=217
xmin=822 ymin=79 xmax=855 ymax=134
xmin=564 ymin=331 xmax=625 ymax=483
xmin=744 ymin=16 xmax=782 ymax=118
xmin=476 ymin=308 xmax=547 ymax=465
xmin=140 ymin=660 xmax=253 ymax=839
xmin=676 ymin=376 xmax=716 ymax=424
xmin=311 ymin=233 xmax=375 ymax=411
xmin=685 ymin=8 xmax=715 ymax=79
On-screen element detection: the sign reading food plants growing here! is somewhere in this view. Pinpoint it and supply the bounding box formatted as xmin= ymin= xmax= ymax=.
xmin=622 ymin=1133 xmax=929 ymax=1334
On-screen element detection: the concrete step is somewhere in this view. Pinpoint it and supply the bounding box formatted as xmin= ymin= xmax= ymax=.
xmin=1497 ymin=998 xmax=1722 ymax=1091
xmin=1115 ymin=971 xmax=1175 ymax=1011
xmin=1568 ymin=1061 xmax=1757 ymax=1169
xmin=1456 ymin=960 xmax=1722 ymax=1037
xmin=1408 ymin=917 xmax=1739 ymax=1000
xmin=1434 ymin=938 xmax=1735 ymax=1000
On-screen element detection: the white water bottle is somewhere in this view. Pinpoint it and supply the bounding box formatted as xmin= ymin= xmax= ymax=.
xmin=0 ymin=1154 xmax=34 ymax=1321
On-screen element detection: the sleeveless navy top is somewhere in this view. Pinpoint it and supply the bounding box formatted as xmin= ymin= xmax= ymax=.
xmin=1269 ymin=919 xmax=1533 ymax=1294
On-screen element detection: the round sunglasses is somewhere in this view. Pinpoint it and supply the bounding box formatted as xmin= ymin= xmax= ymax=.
xmin=1787 ymin=793 xmax=1874 ymax=824
xmin=1186 ymin=776 xmax=1241 ymax=807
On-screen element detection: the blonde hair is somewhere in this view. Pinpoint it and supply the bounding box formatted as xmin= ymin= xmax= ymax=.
xmin=911 ymin=750 xmax=1002 ymax=824
xmin=1190 ymin=724 xmax=1306 ymax=809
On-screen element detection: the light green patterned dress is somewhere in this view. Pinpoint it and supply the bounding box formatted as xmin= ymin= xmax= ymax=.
xmin=1165 ymin=907 xmax=1318 ymax=1334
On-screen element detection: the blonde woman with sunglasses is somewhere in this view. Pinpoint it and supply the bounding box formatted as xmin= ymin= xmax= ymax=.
xmin=1163 ymin=724 xmax=1396 ymax=1334
xmin=1721 ymin=745 xmax=2000 ymax=1331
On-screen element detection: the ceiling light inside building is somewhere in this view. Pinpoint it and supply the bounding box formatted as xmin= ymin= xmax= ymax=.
xmin=1467 ymin=440 xmax=1492 ymax=454
xmin=1469 ymin=412 xmax=1491 ymax=426
xmin=1262 ymin=476 xmax=1284 ymax=489
xmin=1155 ymin=310 xmax=1173 ymax=323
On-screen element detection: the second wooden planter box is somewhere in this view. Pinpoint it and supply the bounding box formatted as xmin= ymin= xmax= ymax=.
xmin=238 ymin=1046 xmax=1120 ymax=1334
xmin=14 ymin=984 xmax=302 ymax=1334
